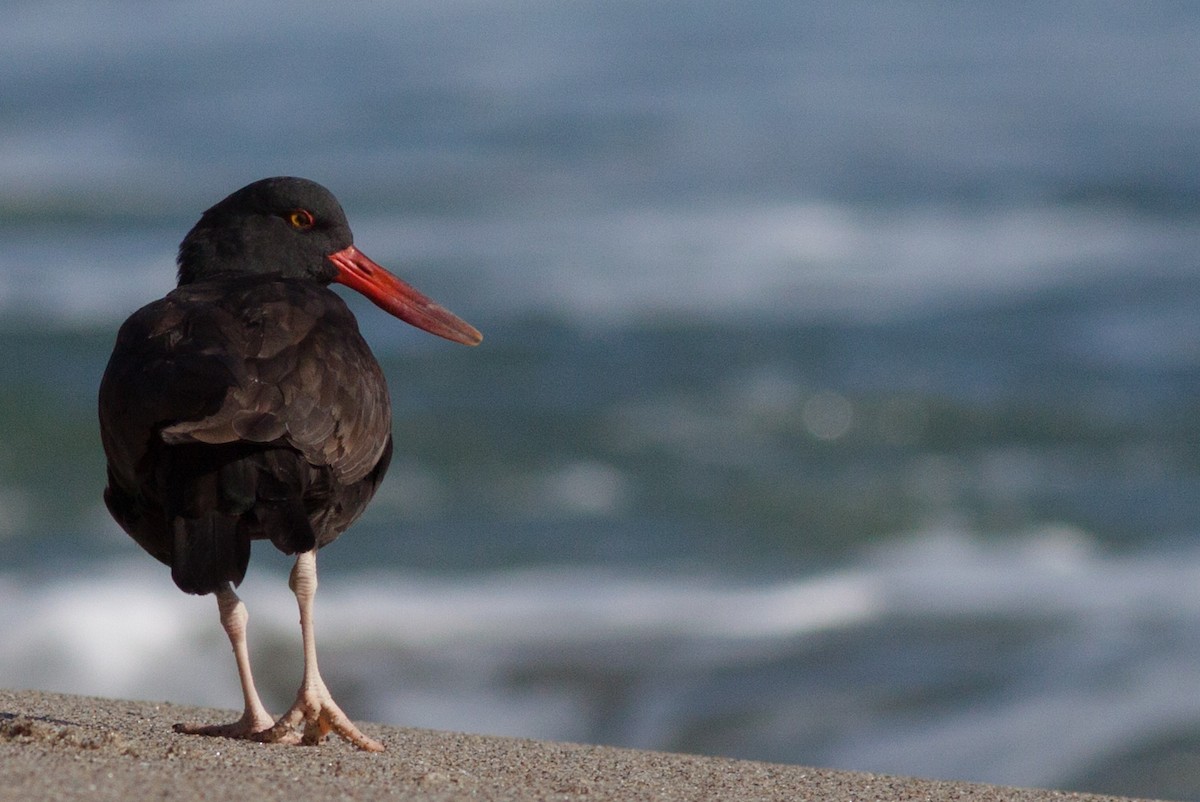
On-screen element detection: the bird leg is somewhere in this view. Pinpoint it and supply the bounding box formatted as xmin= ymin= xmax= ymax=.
xmin=174 ymin=583 xmax=275 ymax=738
xmin=255 ymin=550 xmax=385 ymax=751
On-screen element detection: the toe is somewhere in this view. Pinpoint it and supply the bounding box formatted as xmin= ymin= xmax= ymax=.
xmin=174 ymin=718 xmax=271 ymax=740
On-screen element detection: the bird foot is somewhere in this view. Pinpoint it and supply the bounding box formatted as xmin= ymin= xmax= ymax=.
xmin=174 ymin=708 xmax=275 ymax=740
xmin=253 ymin=683 xmax=384 ymax=752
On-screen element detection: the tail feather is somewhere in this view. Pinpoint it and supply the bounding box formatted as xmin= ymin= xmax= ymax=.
xmin=170 ymin=513 xmax=251 ymax=595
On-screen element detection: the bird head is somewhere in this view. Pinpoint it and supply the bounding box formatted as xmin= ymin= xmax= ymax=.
xmin=177 ymin=177 xmax=481 ymax=346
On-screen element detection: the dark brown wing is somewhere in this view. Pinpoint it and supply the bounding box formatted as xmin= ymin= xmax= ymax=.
xmin=99 ymin=275 xmax=393 ymax=595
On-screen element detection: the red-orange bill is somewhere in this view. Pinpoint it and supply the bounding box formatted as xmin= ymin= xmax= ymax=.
xmin=327 ymin=245 xmax=482 ymax=346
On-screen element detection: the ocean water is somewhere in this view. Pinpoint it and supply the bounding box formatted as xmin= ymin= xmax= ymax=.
xmin=2 ymin=2 xmax=1200 ymax=798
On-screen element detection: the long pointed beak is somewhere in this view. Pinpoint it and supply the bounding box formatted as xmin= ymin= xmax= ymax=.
xmin=327 ymin=245 xmax=482 ymax=346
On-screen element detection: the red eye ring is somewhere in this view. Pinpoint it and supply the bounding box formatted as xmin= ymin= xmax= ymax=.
xmin=288 ymin=209 xmax=315 ymax=230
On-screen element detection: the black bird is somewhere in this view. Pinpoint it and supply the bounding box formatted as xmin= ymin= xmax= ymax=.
xmin=98 ymin=177 xmax=481 ymax=751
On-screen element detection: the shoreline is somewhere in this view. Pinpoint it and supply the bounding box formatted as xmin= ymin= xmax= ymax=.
xmin=0 ymin=689 xmax=1150 ymax=801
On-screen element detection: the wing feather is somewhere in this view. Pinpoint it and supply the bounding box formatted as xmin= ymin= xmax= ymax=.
xmin=116 ymin=277 xmax=391 ymax=484
xmin=99 ymin=275 xmax=394 ymax=593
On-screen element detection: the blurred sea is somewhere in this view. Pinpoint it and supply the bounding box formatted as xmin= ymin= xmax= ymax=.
xmin=2 ymin=2 xmax=1200 ymax=798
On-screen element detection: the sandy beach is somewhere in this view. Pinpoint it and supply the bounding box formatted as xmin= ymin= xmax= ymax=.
xmin=0 ymin=688 xmax=1152 ymax=802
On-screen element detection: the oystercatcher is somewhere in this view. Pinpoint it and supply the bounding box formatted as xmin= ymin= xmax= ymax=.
xmin=99 ymin=177 xmax=481 ymax=751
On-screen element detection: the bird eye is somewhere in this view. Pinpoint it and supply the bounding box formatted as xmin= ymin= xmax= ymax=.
xmin=288 ymin=209 xmax=315 ymax=230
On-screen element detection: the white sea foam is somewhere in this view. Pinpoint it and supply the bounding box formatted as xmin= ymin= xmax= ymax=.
xmin=357 ymin=204 xmax=1197 ymax=326
xmin=6 ymin=203 xmax=1196 ymax=331
xmin=4 ymin=527 xmax=1200 ymax=789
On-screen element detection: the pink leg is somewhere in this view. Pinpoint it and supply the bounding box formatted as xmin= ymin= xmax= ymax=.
xmin=255 ymin=550 xmax=384 ymax=751
xmin=175 ymin=583 xmax=275 ymax=738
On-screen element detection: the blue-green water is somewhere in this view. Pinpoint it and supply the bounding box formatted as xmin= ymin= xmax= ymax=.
xmin=3 ymin=3 xmax=1200 ymax=798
